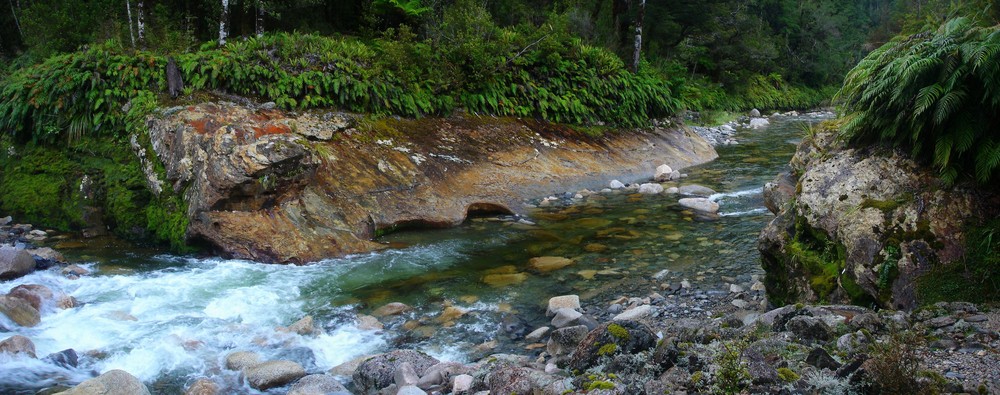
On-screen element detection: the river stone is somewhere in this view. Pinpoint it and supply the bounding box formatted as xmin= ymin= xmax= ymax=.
xmin=225 ymin=351 xmax=262 ymax=371
xmin=547 ymin=325 xmax=589 ymax=358
xmin=525 ymin=327 xmax=551 ymax=342
xmin=245 ymin=360 xmax=306 ymax=390
xmin=609 ymin=180 xmax=625 ymax=189
xmin=183 ymin=378 xmax=219 ymax=395
xmin=482 ymin=272 xmax=528 ymax=287
xmin=546 ymin=295 xmax=580 ymax=316
xmin=749 ymin=118 xmax=770 ymax=128
xmin=328 ymin=354 xmax=372 ymax=376
xmin=452 ymin=374 xmax=473 ymax=393
xmin=287 ymin=374 xmax=347 ymax=395
xmin=0 ymin=335 xmax=36 ymax=358
xmin=678 ymin=185 xmax=716 ymax=197
xmin=62 ymin=264 xmax=90 ymax=276
xmin=396 ymin=385 xmax=425 ymax=395
xmin=0 ymin=295 xmax=40 ymax=327
xmin=8 ymin=284 xmax=54 ymax=311
xmin=486 ymin=366 xmax=533 ymax=395
xmin=394 ymin=362 xmax=420 ymax=387
xmin=373 ymin=302 xmax=412 ymax=317
xmin=357 ymin=314 xmax=384 ymax=330
xmin=59 ymin=369 xmax=151 ymax=395
xmin=416 ymin=362 xmax=468 ymax=390
xmin=638 ymin=183 xmax=664 ymax=194
xmin=529 ymin=256 xmax=574 ymax=272
xmin=749 ymin=108 xmax=762 ymax=117
xmin=568 ymin=320 xmax=657 ymax=371
xmin=352 ymin=350 xmax=439 ymax=395
xmin=612 ymin=305 xmax=652 ymax=321
xmin=806 ymin=347 xmax=841 ymax=370
xmin=654 ymin=164 xmax=674 ymax=181
xmin=0 ymin=216 xmax=10 ymax=226
xmin=0 ymin=248 xmax=35 ymax=280
xmin=283 ymin=315 xmax=316 ymax=335
xmin=551 ymin=308 xmax=584 ymax=328
xmin=44 ymin=349 xmax=79 ymax=369
xmin=785 ymin=316 xmax=833 ymax=342
xmin=27 ymin=247 xmax=65 ymax=263
xmin=678 ymin=198 xmax=720 ymax=213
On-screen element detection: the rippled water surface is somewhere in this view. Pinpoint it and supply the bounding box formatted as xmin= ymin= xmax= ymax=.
xmin=0 ymin=114 xmax=829 ymax=393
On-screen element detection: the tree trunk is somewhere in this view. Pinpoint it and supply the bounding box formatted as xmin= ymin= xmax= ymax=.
xmin=126 ymin=0 xmax=136 ymax=47
xmin=631 ymin=0 xmax=645 ymax=73
xmin=219 ymin=0 xmax=229 ymax=45
xmin=137 ymin=0 xmax=145 ymax=47
xmin=8 ymin=0 xmax=23 ymax=40
xmin=255 ymin=1 xmax=264 ymax=37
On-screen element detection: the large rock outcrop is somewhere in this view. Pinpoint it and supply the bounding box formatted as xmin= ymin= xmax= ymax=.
xmin=146 ymin=102 xmax=717 ymax=263
xmin=759 ymin=127 xmax=1000 ymax=310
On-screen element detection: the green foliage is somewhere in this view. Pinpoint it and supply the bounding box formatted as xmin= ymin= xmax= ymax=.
xmin=714 ymin=338 xmax=750 ymax=394
xmin=777 ymin=367 xmax=800 ymax=383
xmin=680 ymin=72 xmax=836 ymax=112
xmin=838 ymin=17 xmax=1000 ymax=185
xmin=606 ymin=323 xmax=631 ymax=340
xmin=917 ymin=218 xmax=1000 ymax=304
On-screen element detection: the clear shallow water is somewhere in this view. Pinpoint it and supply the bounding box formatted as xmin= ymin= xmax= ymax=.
xmin=0 ymin=114 xmax=829 ymax=394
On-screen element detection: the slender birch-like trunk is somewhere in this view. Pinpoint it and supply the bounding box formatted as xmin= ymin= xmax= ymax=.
xmin=255 ymin=1 xmax=264 ymax=37
xmin=126 ymin=0 xmax=136 ymax=47
xmin=137 ymin=0 xmax=146 ymax=47
xmin=9 ymin=0 xmax=23 ymax=40
xmin=219 ymin=0 xmax=229 ymax=45
xmin=631 ymin=0 xmax=645 ymax=73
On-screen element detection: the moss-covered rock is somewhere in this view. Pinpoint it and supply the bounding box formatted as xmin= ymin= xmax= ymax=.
xmin=760 ymin=129 xmax=1000 ymax=309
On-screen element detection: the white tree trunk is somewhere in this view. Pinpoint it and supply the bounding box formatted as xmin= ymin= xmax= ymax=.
xmin=632 ymin=0 xmax=645 ymax=73
xmin=219 ymin=0 xmax=230 ymax=45
xmin=255 ymin=1 xmax=264 ymax=37
xmin=126 ymin=0 xmax=136 ymax=47
xmin=137 ymin=0 xmax=145 ymax=47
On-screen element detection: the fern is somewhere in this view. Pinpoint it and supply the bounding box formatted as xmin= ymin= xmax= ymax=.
xmin=838 ymin=17 xmax=1000 ymax=185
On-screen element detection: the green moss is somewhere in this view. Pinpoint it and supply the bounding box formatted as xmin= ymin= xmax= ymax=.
xmin=690 ymin=371 xmax=704 ymax=385
xmin=917 ymin=218 xmax=1000 ymax=305
xmin=777 ymin=368 xmax=800 ymax=382
xmin=584 ymin=380 xmax=615 ymax=391
xmin=607 ymin=323 xmax=630 ymax=340
xmin=860 ymin=197 xmax=908 ymax=213
xmin=597 ymin=343 xmax=618 ymax=356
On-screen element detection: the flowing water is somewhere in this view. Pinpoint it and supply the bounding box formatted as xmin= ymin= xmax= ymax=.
xmin=0 ymin=113 xmax=831 ymax=394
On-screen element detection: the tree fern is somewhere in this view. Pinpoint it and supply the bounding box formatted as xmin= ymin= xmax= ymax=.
xmin=838 ymin=17 xmax=1000 ymax=185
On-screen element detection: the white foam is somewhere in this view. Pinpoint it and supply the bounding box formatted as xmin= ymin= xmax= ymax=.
xmin=708 ymin=187 xmax=763 ymax=202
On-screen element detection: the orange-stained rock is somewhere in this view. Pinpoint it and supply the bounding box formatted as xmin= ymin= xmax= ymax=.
xmin=147 ymin=102 xmax=717 ymax=264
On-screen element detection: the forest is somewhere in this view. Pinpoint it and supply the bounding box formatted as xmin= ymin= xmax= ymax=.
xmin=1 ymin=0 xmax=997 ymax=115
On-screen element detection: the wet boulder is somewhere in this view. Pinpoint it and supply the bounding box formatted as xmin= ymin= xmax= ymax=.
xmin=224 ymin=351 xmax=262 ymax=371
xmin=352 ymin=350 xmax=439 ymax=394
xmin=183 ymin=378 xmax=219 ymax=395
xmin=0 ymin=295 xmax=41 ymax=327
xmin=7 ymin=284 xmax=54 ymax=311
xmin=244 ymin=360 xmax=306 ymax=390
xmin=0 ymin=248 xmax=35 ymax=280
xmin=43 ymin=349 xmax=79 ymax=368
xmin=287 ymin=374 xmax=348 ymax=395
xmin=59 ymin=369 xmax=151 ymax=395
xmin=486 ymin=366 xmax=533 ymax=395
xmin=0 ymin=335 xmax=36 ymax=358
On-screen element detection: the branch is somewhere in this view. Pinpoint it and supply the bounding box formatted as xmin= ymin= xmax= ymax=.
xmin=494 ymin=29 xmax=552 ymax=73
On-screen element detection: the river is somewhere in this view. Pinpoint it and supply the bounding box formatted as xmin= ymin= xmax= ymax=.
xmin=0 ymin=112 xmax=831 ymax=394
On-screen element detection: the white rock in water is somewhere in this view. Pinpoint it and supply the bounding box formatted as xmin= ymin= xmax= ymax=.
xmin=654 ymin=164 xmax=674 ymax=182
xmin=609 ymin=180 xmax=625 ymax=189
xmin=547 ymin=295 xmax=581 ymax=316
xmin=678 ymin=198 xmax=720 ymax=213
xmin=748 ymin=118 xmax=770 ymax=129
xmin=613 ymin=305 xmax=652 ymax=321
xmin=638 ymin=183 xmax=664 ymax=194
xmin=749 ymin=108 xmax=761 ymax=117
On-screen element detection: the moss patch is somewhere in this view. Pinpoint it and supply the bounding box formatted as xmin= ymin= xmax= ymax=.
xmin=777 ymin=367 xmax=800 ymax=382
xmin=607 ymin=323 xmax=631 ymax=340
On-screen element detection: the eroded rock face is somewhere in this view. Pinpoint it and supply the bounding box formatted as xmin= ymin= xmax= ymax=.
xmin=759 ymin=130 xmax=999 ymax=309
xmin=147 ymin=102 xmax=718 ymax=263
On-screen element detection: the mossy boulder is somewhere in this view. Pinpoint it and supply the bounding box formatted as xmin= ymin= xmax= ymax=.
xmin=759 ymin=130 xmax=998 ymax=309
xmin=567 ymin=321 xmax=657 ymax=371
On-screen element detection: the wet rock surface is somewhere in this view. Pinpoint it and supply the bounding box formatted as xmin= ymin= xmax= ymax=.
xmin=147 ymin=102 xmax=718 ymax=263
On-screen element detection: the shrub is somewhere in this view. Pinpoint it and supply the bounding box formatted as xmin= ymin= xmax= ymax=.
xmin=838 ymin=17 xmax=1000 ymax=185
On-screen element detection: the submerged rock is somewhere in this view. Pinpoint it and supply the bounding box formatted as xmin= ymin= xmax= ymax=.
xmin=678 ymin=198 xmax=720 ymax=214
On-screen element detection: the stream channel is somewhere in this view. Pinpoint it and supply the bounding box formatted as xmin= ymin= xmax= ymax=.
xmin=0 ymin=112 xmax=831 ymax=393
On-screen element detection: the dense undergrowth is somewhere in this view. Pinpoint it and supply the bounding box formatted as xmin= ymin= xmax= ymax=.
xmin=838 ymin=17 xmax=1000 ymax=185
